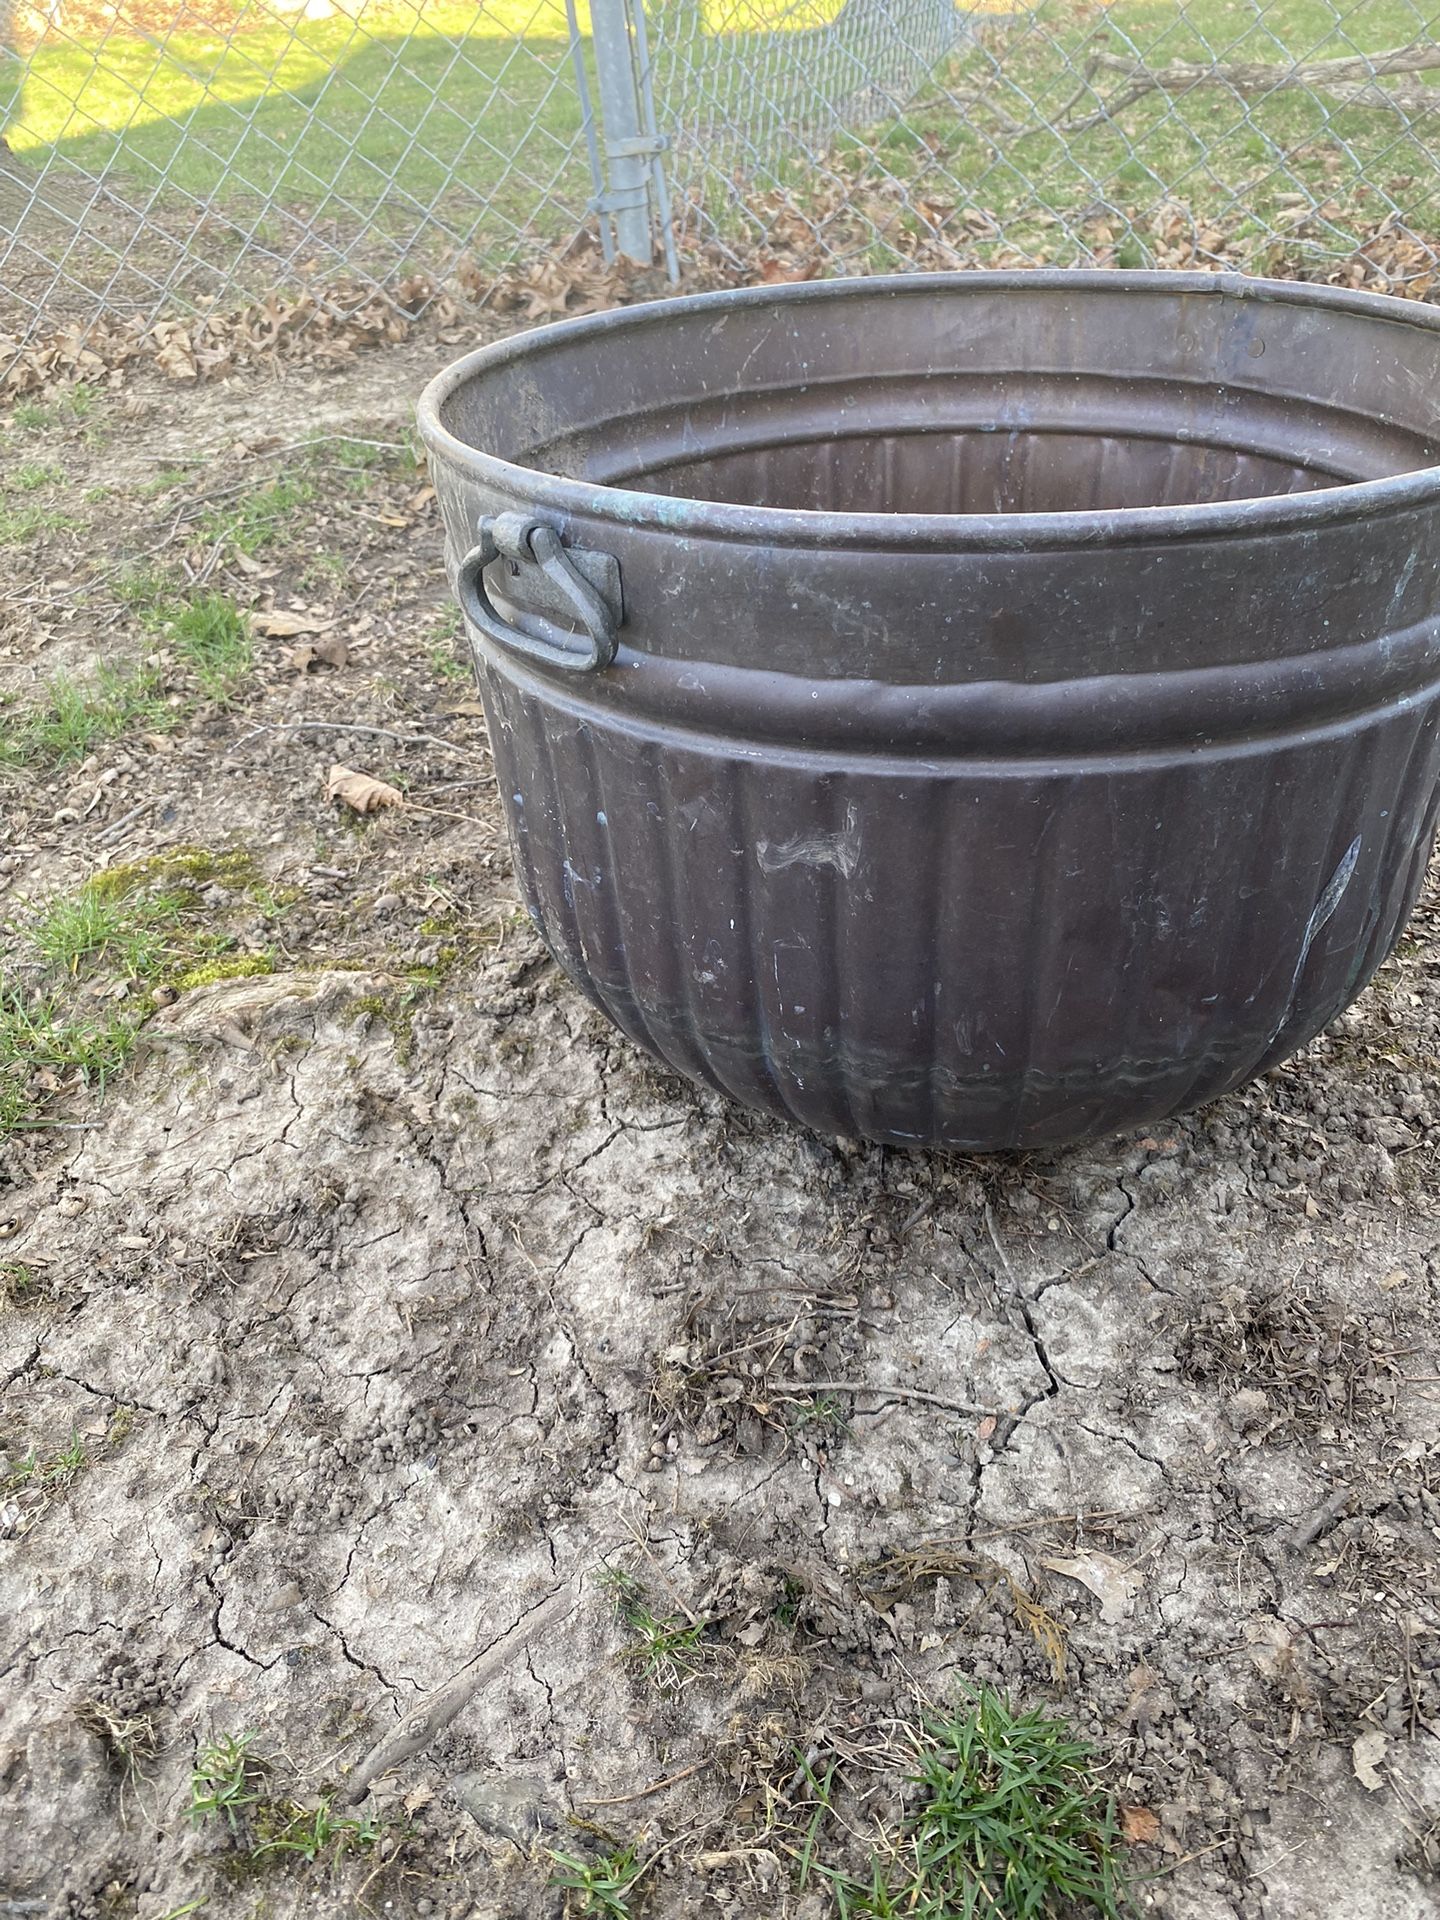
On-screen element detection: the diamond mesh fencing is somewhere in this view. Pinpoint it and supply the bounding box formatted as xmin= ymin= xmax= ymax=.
xmin=3 ymin=0 xmax=1440 ymax=366
xmin=0 ymin=0 xmax=605 ymax=343
xmin=655 ymin=0 xmax=1440 ymax=286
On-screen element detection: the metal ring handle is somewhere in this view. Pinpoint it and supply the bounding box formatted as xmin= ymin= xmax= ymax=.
xmin=455 ymin=515 xmax=619 ymax=674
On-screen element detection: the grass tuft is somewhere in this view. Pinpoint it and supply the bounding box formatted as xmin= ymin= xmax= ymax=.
xmin=1 ymin=848 xmax=276 ymax=1141
xmin=549 ymin=1837 xmax=651 ymax=1918
xmin=10 ymin=460 xmax=65 ymax=491
xmin=597 ymin=1565 xmax=707 ymax=1693
xmin=0 ymin=501 xmax=82 ymax=543
xmin=0 ymin=664 xmax=168 ymax=769
xmin=198 ymin=476 xmax=316 ymax=557
xmin=28 ymin=884 xmax=190 ymax=978
xmin=0 ymin=991 xmax=138 ymax=1136
xmin=189 ymin=1733 xmax=262 ymax=1833
xmin=250 ymin=1799 xmax=385 ymax=1862
xmin=168 ymin=591 xmax=253 ymax=701
xmin=188 ymin=1731 xmax=390 ymax=1868
xmin=1 ymin=1430 xmax=89 ymax=1497
xmin=812 ymin=1689 xmax=1135 ymax=1919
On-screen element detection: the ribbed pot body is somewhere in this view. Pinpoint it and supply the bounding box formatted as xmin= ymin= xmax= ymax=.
xmin=420 ymin=273 xmax=1440 ymax=1150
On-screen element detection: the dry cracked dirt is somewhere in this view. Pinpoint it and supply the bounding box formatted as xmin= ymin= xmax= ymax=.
xmin=1 ymin=321 xmax=1438 ymax=1920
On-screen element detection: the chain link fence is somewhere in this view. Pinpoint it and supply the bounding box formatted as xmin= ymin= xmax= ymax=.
xmin=660 ymin=0 xmax=1440 ymax=284
xmin=3 ymin=1 xmax=1440 ymax=362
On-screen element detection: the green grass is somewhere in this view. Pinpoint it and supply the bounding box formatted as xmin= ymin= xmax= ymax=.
xmin=188 ymin=1734 xmax=262 ymax=1834
xmin=824 ymin=0 xmax=1440 ymax=267
xmin=0 ymin=665 xmax=168 ymax=769
xmin=187 ymin=1732 xmax=387 ymax=1867
xmin=0 ymin=990 xmax=139 ymax=1136
xmin=251 ymin=1799 xmax=385 ymax=1863
xmin=115 ymin=559 xmax=181 ymax=611
xmin=8 ymin=389 xmax=95 ymax=432
xmin=549 ymin=1838 xmax=652 ymax=1918
xmin=5 ymin=0 xmax=1425 ymax=286
xmin=598 ymin=1565 xmax=707 ymax=1692
xmin=198 ymin=477 xmax=316 ymax=557
xmin=0 ymin=587 xmax=253 ymax=763
xmin=808 ymin=1690 xmax=1135 ymax=1919
xmin=11 ymin=460 xmax=65 ymax=491
xmin=1 ymin=851 xmax=275 ymax=1141
xmin=427 ymin=636 xmax=470 ymax=683
xmin=169 ymin=591 xmax=253 ymax=700
xmin=28 ymin=882 xmax=191 ymax=979
xmin=6 ymin=0 xmax=598 ymax=262
xmin=0 ymin=1430 xmax=89 ymax=1497
xmin=0 ymin=502 xmax=81 ymax=544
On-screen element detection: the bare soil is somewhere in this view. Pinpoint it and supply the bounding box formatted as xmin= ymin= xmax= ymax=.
xmin=1 ymin=332 xmax=1438 ymax=1920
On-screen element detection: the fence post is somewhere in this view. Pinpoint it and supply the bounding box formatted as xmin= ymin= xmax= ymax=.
xmin=589 ymin=0 xmax=657 ymax=263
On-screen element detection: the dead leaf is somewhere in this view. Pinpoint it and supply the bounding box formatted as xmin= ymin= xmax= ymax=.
xmin=1352 ymin=1728 xmax=1387 ymax=1792
xmin=1120 ymin=1805 xmax=1161 ymax=1845
xmin=1041 ymin=1552 xmax=1141 ymax=1625
xmin=281 ymin=636 xmax=349 ymax=673
xmin=252 ymin=609 xmax=339 ymax=639
xmin=326 ymin=765 xmax=403 ymax=814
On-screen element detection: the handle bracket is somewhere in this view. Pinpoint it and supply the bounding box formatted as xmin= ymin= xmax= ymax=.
xmin=456 ymin=514 xmax=620 ymax=673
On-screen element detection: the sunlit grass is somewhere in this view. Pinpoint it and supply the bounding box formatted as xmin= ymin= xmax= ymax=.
xmin=4 ymin=0 xmax=1437 ymax=271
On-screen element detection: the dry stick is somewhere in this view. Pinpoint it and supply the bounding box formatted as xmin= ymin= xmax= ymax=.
xmin=1069 ymin=40 xmax=1440 ymax=130
xmin=232 ymin=719 xmax=481 ymax=758
xmin=94 ymin=798 xmax=154 ymax=847
xmin=339 ymin=1583 xmax=576 ymax=1805
xmin=579 ymin=1758 xmax=712 ymax=1806
xmin=1092 ymin=40 xmax=1440 ymax=88
xmin=777 ymin=1380 xmax=1000 ymax=1420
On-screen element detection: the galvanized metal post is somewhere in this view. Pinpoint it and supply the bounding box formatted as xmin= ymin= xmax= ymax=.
xmin=589 ymin=0 xmax=654 ymax=263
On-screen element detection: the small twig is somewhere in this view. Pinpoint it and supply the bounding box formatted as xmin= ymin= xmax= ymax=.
xmin=232 ymin=719 xmax=482 ymax=759
xmin=403 ymin=800 xmax=489 ymax=826
xmin=340 ymin=1583 xmax=576 ymax=1805
xmin=94 ymin=798 xmax=154 ymax=847
xmin=1067 ymin=39 xmax=1440 ymax=130
xmin=983 ymin=1201 xmax=1015 ymax=1283
xmin=579 ymin=1757 xmax=711 ymax=1806
xmin=777 ymin=1380 xmax=1000 ymax=1420
xmin=1285 ymin=1486 xmax=1352 ymax=1550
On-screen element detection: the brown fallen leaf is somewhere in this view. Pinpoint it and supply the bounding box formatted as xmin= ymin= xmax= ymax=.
xmin=1120 ymin=1805 xmax=1161 ymax=1845
xmin=1352 ymin=1728 xmax=1387 ymax=1792
xmin=1041 ymin=1551 xmax=1141 ymax=1625
xmin=252 ymin=608 xmax=339 ymax=639
xmin=281 ymin=635 xmax=350 ymax=673
xmin=326 ymin=764 xmax=404 ymax=814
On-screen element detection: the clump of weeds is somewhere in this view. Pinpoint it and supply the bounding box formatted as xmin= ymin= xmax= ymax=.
xmin=188 ymin=1731 xmax=389 ymax=1869
xmin=799 ymin=1688 xmax=1136 ymax=1919
xmin=549 ymin=1835 xmax=653 ymax=1917
xmin=597 ymin=1565 xmax=709 ymax=1692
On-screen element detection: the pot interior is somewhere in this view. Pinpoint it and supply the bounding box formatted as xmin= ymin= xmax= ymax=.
xmin=436 ymin=277 xmax=1440 ymax=518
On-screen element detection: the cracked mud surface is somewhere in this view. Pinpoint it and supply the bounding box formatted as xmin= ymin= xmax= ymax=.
xmin=2 ymin=336 xmax=1439 ymax=1920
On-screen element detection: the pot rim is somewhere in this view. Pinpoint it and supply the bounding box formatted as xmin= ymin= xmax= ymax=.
xmin=417 ymin=268 xmax=1440 ymax=552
